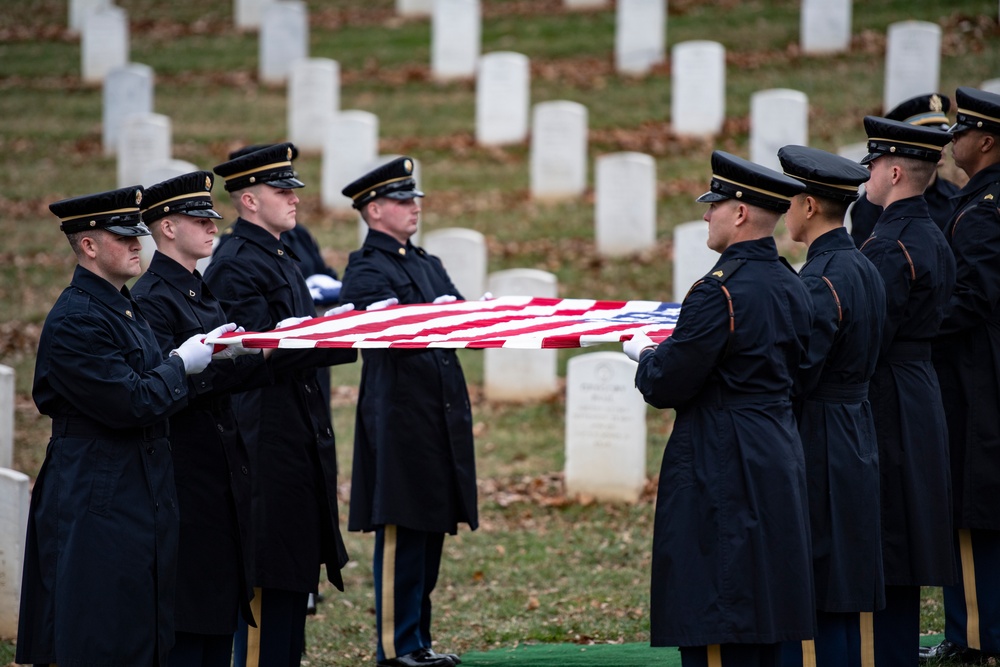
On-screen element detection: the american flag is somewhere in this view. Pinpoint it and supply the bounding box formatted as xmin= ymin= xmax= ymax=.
xmin=208 ymin=296 xmax=680 ymax=350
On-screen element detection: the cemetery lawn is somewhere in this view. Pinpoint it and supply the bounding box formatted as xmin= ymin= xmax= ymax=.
xmin=1 ymin=0 xmax=990 ymax=662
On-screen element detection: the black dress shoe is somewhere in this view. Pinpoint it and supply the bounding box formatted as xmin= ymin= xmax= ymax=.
xmin=919 ymin=639 xmax=986 ymax=664
xmin=425 ymin=648 xmax=462 ymax=665
xmin=376 ymin=648 xmax=454 ymax=667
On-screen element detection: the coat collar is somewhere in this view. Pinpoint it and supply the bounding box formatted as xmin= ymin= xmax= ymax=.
xmin=952 ymin=162 xmax=1000 ymax=200
xmin=147 ymin=251 xmax=206 ymax=302
xmin=364 ymin=228 xmax=414 ymax=256
xmin=880 ymin=194 xmax=931 ymax=221
xmin=232 ymin=218 xmax=296 ymax=261
xmin=71 ymin=264 xmax=139 ymax=321
xmin=719 ymin=236 xmax=779 ymax=262
xmin=806 ymin=226 xmax=854 ymax=261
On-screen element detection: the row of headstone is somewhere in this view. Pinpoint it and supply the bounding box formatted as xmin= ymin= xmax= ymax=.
xmin=0 ymin=366 xmax=27 ymax=638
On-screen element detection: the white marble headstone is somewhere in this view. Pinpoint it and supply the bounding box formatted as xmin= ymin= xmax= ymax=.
xmin=288 ymin=58 xmax=341 ymax=152
xmin=69 ymin=0 xmax=112 ymax=33
xmin=431 ymin=0 xmax=481 ymax=81
xmin=117 ymin=113 xmax=171 ymax=189
xmin=672 ymin=221 xmax=720 ymax=303
xmin=259 ymin=1 xmax=309 ymax=85
xmin=483 ymin=269 xmax=559 ymax=401
xmin=102 ymin=63 xmax=154 ymax=157
xmin=0 ymin=468 xmax=29 ymax=639
xmin=475 ymin=52 xmax=530 ymax=146
xmin=322 ymin=110 xmax=380 ymax=212
xmin=837 ymin=142 xmax=869 ymax=164
xmin=800 ymin=0 xmax=852 ymax=54
xmin=750 ymin=88 xmax=809 ymax=172
xmin=0 ymin=366 xmax=12 ymax=470
xmin=883 ymin=21 xmax=941 ymax=112
xmin=530 ymin=100 xmax=588 ymax=201
xmin=82 ymin=6 xmax=129 ymax=84
xmin=594 ymin=152 xmax=657 ymax=257
xmin=397 ymin=0 xmax=434 ymax=16
xmin=235 ymin=0 xmax=265 ymax=29
xmin=422 ymin=228 xmax=487 ymax=300
xmin=671 ymin=40 xmax=726 ymax=137
xmin=565 ymin=0 xmax=607 ymax=7
xmin=615 ymin=0 xmax=666 ymax=75
xmin=564 ymin=352 xmax=647 ymax=503
xmin=981 ymin=79 xmax=1000 ymax=96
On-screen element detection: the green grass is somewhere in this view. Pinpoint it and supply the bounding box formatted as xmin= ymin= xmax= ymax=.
xmin=1 ymin=0 xmax=992 ymax=663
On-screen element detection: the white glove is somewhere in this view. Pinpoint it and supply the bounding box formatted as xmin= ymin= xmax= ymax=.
xmin=623 ymin=331 xmax=656 ymax=362
xmin=212 ymin=326 xmax=262 ymax=359
xmin=479 ymin=292 xmax=494 ymax=301
xmin=367 ymin=297 xmax=399 ymax=311
xmin=306 ymin=274 xmax=342 ymax=304
xmin=170 ymin=333 xmax=213 ymax=375
xmin=324 ymin=303 xmax=355 ymax=317
xmin=433 ymin=294 xmax=458 ymax=304
xmin=276 ymin=315 xmax=311 ymax=329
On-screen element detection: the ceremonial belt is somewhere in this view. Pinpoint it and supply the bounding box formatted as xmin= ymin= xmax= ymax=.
xmin=52 ymin=415 xmax=170 ymax=441
xmin=705 ymin=385 xmax=789 ymax=407
xmin=809 ymin=381 xmax=869 ymax=403
xmin=882 ymin=341 xmax=932 ymax=362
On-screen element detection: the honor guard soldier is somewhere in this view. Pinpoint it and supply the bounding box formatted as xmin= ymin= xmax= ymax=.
xmin=849 ymin=94 xmax=960 ymax=247
xmin=17 ymin=187 xmax=222 ymax=667
xmin=857 ymin=116 xmax=957 ymax=667
xmin=132 ymin=172 xmax=266 ymax=667
xmin=204 ymin=143 xmax=357 ymax=667
xmin=777 ymin=146 xmax=887 ymax=667
xmin=923 ymin=86 xmax=1000 ymax=664
xmin=624 ymin=151 xmax=815 ymax=667
xmin=339 ymin=157 xmax=475 ymax=667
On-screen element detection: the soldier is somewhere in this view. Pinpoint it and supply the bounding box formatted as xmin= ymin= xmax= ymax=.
xmin=205 ymin=143 xmax=357 ymax=667
xmin=624 ymin=151 xmax=815 ymax=667
xmin=922 ymin=86 xmax=1000 ymax=663
xmin=777 ymin=146 xmax=887 ymax=667
xmin=339 ymin=157 xmax=475 ymax=667
xmin=132 ymin=171 xmax=266 ymax=667
xmin=849 ymin=93 xmax=960 ymax=247
xmin=856 ymin=116 xmax=957 ymax=667
xmin=17 ymin=186 xmax=220 ymax=666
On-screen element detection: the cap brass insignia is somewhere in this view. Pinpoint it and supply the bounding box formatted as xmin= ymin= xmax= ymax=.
xmin=930 ymin=94 xmax=943 ymax=113
xmin=735 ymin=191 xmax=743 ymax=198
xmin=712 ymin=270 xmax=724 ymax=277
xmin=163 ymin=205 xmax=170 ymax=213
xmin=205 ymin=175 xmax=212 ymax=190
xmin=287 ymin=147 xmax=293 ymax=160
xmin=404 ymin=159 xmax=413 ymax=173
xmin=90 ymin=220 xmax=96 ymax=227
xmin=249 ymin=176 xmax=256 ymax=183
xmin=135 ymin=190 xmax=142 ymax=205
xmin=889 ymin=146 xmax=897 ymax=152
xmin=369 ymin=190 xmax=377 ymax=199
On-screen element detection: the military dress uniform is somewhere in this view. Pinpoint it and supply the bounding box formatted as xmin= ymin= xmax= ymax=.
xmin=776 ymin=146 xmax=888 ymax=667
xmin=132 ymin=171 xmax=269 ymax=666
xmin=927 ymin=87 xmax=1000 ymax=662
xmin=856 ymin=117 xmax=957 ymax=666
xmin=848 ymin=93 xmax=959 ymax=246
xmin=634 ymin=152 xmax=815 ymax=667
xmin=339 ymin=158 xmax=477 ymax=667
xmin=17 ymin=187 xmax=191 ymax=667
xmin=205 ymin=144 xmax=357 ymax=667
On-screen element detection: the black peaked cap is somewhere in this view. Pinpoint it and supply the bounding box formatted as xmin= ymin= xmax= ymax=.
xmin=50 ymin=186 xmax=150 ymax=237
xmin=213 ymin=142 xmax=304 ymax=192
xmin=778 ymin=145 xmax=870 ymax=203
xmin=861 ymin=116 xmax=952 ymax=165
xmin=342 ymin=156 xmax=424 ymax=210
xmin=885 ymin=93 xmax=951 ymax=129
xmin=142 ymin=171 xmax=223 ymax=223
xmin=950 ymin=86 xmax=1000 ymax=135
xmin=696 ymin=151 xmax=806 ymax=213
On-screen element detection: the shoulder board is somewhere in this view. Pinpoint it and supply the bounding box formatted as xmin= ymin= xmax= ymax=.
xmin=979 ymin=181 xmax=1000 ymax=206
xmin=702 ymin=258 xmax=746 ymax=283
xmin=221 ymin=226 xmax=234 ymax=236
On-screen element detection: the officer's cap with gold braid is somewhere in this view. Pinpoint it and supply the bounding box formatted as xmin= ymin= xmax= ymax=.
xmin=696 ymin=151 xmax=805 ymax=213
xmin=860 ymin=116 xmax=952 ymax=165
xmin=142 ymin=171 xmax=223 ymax=224
xmin=949 ymin=86 xmax=1000 ymax=135
xmin=213 ymin=142 xmax=304 ymax=193
xmin=50 ymin=186 xmax=150 ymax=237
xmin=777 ymin=145 xmax=870 ymax=203
xmin=342 ymin=156 xmax=424 ymax=210
xmin=886 ymin=93 xmax=952 ymax=130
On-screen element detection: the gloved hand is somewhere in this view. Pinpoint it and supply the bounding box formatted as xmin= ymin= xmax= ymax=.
xmin=212 ymin=326 xmax=262 ymax=359
xmin=479 ymin=292 xmax=494 ymax=301
xmin=367 ymin=297 xmax=399 ymax=311
xmin=306 ymin=274 xmax=342 ymax=305
xmin=276 ymin=315 xmax=311 ymax=329
xmin=324 ymin=303 xmax=355 ymax=317
xmin=433 ymin=294 xmax=458 ymax=304
xmin=623 ymin=331 xmax=656 ymax=362
xmin=170 ymin=333 xmax=214 ymax=375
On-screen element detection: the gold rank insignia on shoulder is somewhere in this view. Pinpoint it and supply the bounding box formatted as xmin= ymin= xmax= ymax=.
xmin=713 ymin=270 xmax=724 ymax=277
xmin=986 ymin=194 xmax=995 ymax=200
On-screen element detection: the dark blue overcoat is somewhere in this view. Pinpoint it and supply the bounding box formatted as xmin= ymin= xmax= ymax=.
xmin=17 ymin=265 xmax=189 ymax=666
xmin=339 ymin=230 xmax=478 ymax=535
xmin=860 ymin=195 xmax=957 ymax=586
xmin=635 ymin=237 xmax=816 ymax=647
xmin=796 ymin=227 xmax=886 ymax=612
